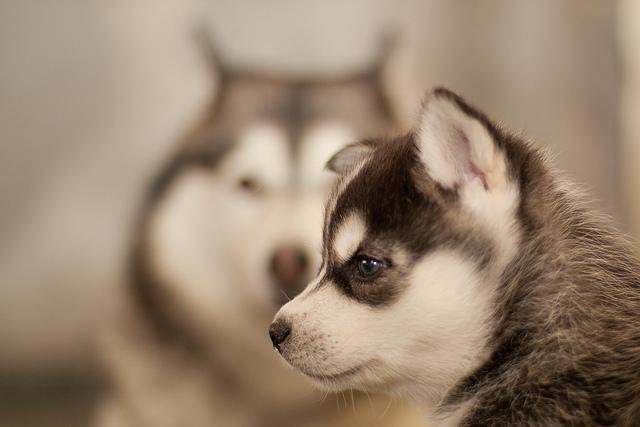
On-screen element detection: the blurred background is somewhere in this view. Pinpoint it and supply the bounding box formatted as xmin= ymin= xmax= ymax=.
xmin=1 ymin=1 xmax=639 ymax=426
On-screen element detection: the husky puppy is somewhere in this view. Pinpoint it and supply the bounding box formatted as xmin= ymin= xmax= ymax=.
xmin=95 ymin=36 xmax=427 ymax=427
xmin=271 ymin=87 xmax=640 ymax=426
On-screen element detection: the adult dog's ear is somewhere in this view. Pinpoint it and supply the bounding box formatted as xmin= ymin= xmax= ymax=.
xmin=325 ymin=141 xmax=376 ymax=174
xmin=191 ymin=25 xmax=231 ymax=118
xmin=416 ymin=88 xmax=509 ymax=193
xmin=193 ymin=25 xmax=228 ymax=83
xmin=366 ymin=32 xmax=400 ymax=125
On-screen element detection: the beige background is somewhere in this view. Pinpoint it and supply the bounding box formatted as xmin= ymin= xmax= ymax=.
xmin=0 ymin=0 xmax=633 ymax=384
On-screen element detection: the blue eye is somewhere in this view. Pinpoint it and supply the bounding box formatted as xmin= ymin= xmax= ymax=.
xmin=356 ymin=256 xmax=385 ymax=278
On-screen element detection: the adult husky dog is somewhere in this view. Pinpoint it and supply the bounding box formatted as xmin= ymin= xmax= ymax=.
xmin=271 ymin=87 xmax=640 ymax=426
xmin=95 ymin=37 xmax=426 ymax=427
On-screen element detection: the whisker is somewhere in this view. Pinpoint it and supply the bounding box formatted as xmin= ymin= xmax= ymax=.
xmin=279 ymin=289 xmax=291 ymax=302
xmin=365 ymin=390 xmax=374 ymax=411
xmin=350 ymin=388 xmax=356 ymax=414
xmin=377 ymin=397 xmax=393 ymax=421
xmin=315 ymin=390 xmax=328 ymax=404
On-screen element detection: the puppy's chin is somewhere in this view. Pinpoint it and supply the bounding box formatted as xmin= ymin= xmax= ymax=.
xmin=302 ymin=366 xmax=366 ymax=392
xmin=308 ymin=378 xmax=364 ymax=395
xmin=287 ymin=358 xmax=391 ymax=394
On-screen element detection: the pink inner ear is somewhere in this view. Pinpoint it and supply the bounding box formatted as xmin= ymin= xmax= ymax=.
xmin=468 ymin=161 xmax=488 ymax=190
xmin=450 ymin=125 xmax=488 ymax=190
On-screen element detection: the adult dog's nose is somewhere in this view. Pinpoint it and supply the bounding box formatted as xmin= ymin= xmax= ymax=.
xmin=270 ymin=244 xmax=309 ymax=298
xmin=269 ymin=319 xmax=291 ymax=350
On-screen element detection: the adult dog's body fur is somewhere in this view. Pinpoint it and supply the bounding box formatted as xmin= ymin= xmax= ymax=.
xmin=272 ymin=87 xmax=640 ymax=426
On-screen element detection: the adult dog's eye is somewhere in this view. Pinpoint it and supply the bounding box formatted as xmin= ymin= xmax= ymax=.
xmin=237 ymin=176 xmax=262 ymax=195
xmin=356 ymin=256 xmax=385 ymax=278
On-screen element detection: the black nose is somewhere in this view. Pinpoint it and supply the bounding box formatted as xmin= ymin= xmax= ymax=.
xmin=269 ymin=319 xmax=291 ymax=349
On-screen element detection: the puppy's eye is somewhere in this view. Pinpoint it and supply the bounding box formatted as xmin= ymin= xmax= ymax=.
xmin=355 ymin=256 xmax=385 ymax=278
xmin=237 ymin=176 xmax=262 ymax=195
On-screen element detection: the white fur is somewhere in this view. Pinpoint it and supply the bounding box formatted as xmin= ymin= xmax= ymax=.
xmin=276 ymin=249 xmax=495 ymax=406
xmin=299 ymin=121 xmax=358 ymax=188
xmin=459 ymin=178 xmax=521 ymax=272
xmin=224 ymin=121 xmax=292 ymax=191
xmin=150 ymin=170 xmax=239 ymax=322
xmin=333 ymin=212 xmax=366 ymax=261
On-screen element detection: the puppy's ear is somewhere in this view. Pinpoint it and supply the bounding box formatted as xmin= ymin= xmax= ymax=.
xmin=416 ymin=88 xmax=508 ymax=192
xmin=326 ymin=141 xmax=375 ymax=174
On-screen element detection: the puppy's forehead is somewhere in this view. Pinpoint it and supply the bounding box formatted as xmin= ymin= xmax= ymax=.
xmin=329 ymin=136 xmax=423 ymax=233
xmin=324 ymin=134 xmax=458 ymax=261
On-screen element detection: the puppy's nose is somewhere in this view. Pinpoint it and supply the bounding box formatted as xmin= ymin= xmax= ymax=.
xmin=270 ymin=244 xmax=309 ymax=296
xmin=269 ymin=319 xmax=291 ymax=349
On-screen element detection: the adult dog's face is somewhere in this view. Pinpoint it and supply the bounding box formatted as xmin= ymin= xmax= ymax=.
xmin=145 ymin=76 xmax=395 ymax=340
xmin=271 ymin=88 xmax=523 ymax=404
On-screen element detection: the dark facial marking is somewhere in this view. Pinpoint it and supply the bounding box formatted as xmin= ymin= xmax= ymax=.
xmin=319 ymin=132 xmax=496 ymax=307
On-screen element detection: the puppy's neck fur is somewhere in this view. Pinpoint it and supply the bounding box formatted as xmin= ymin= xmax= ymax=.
xmin=440 ymin=150 xmax=640 ymax=424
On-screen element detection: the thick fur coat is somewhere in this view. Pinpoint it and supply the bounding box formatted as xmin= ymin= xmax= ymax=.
xmin=272 ymin=88 xmax=640 ymax=426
